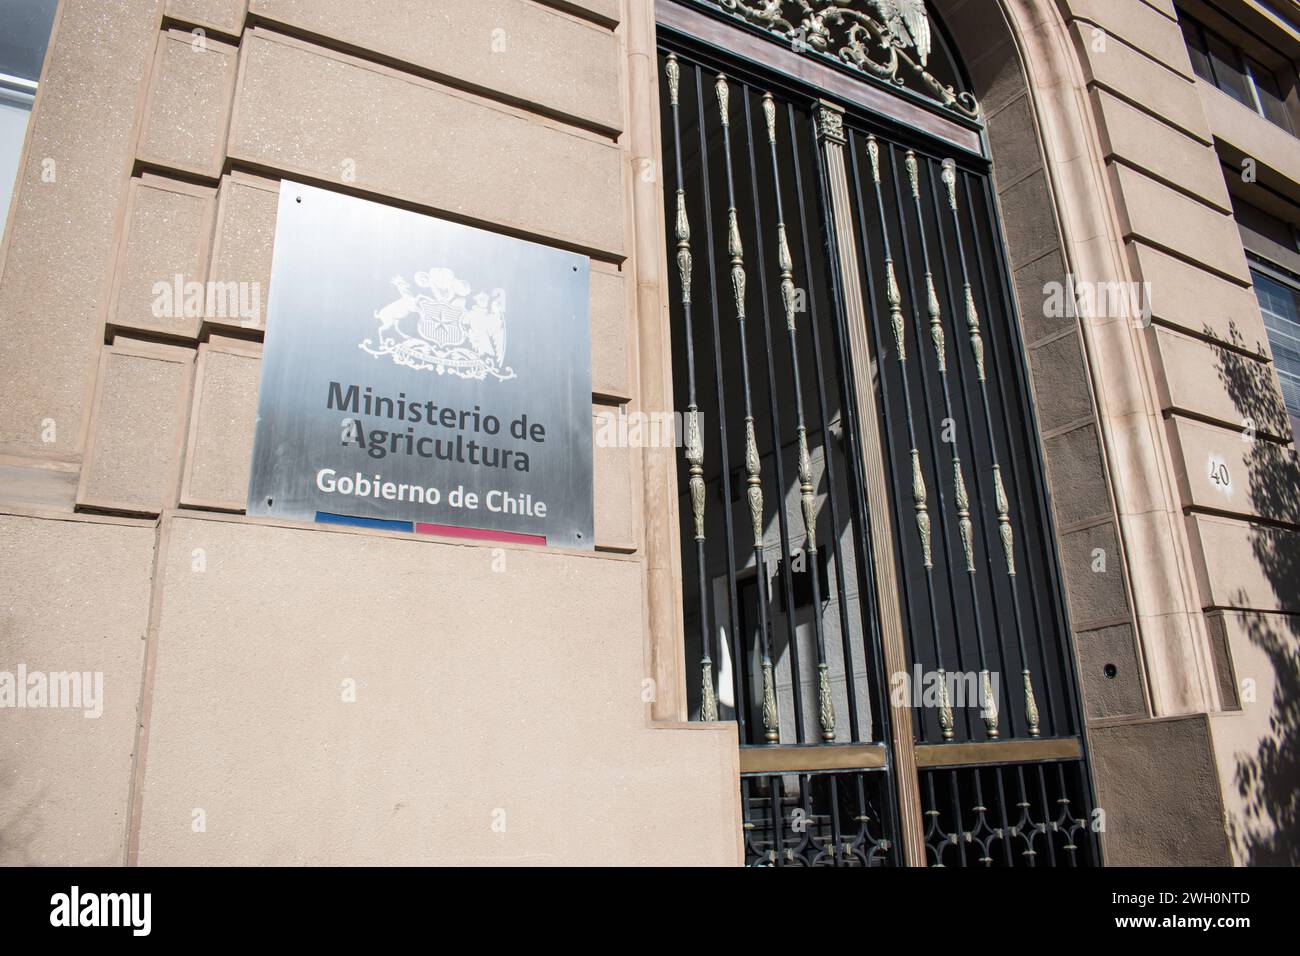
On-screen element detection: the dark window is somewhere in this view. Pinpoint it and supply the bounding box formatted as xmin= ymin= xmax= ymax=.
xmin=1181 ymin=17 xmax=1215 ymax=84
xmin=1177 ymin=7 xmax=1297 ymax=136
xmin=1246 ymin=56 xmax=1294 ymax=132
xmin=1205 ymin=29 xmax=1255 ymax=105
xmin=1251 ymin=267 xmax=1300 ymax=438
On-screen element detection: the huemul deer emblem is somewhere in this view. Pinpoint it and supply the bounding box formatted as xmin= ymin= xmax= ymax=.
xmin=373 ymin=276 xmax=417 ymax=345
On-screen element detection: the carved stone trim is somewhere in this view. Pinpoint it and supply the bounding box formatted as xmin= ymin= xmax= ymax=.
xmin=711 ymin=0 xmax=980 ymax=118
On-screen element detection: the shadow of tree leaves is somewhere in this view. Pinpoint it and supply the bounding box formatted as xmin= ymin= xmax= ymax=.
xmin=1212 ymin=320 xmax=1300 ymax=865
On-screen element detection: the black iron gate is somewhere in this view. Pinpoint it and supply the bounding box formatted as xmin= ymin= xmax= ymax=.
xmin=658 ymin=0 xmax=1101 ymax=867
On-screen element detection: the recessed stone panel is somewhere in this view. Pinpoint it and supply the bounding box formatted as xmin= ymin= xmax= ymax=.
xmin=1186 ymin=514 xmax=1300 ymax=615
xmin=1074 ymin=622 xmax=1147 ymax=720
xmin=1151 ymin=326 xmax=1290 ymax=439
xmin=0 ymin=512 xmax=155 ymax=866
xmin=1166 ymin=415 xmax=1300 ymax=524
xmin=249 ymin=0 xmax=622 ymax=132
xmin=590 ymin=269 xmax=630 ymax=401
xmin=227 ymin=32 xmax=625 ymax=257
xmin=1108 ymin=164 xmax=1251 ymax=283
xmin=77 ymin=344 xmax=194 ymax=515
xmin=180 ymin=342 xmax=262 ymax=510
xmin=1091 ymin=715 xmax=1231 ymax=865
xmin=1043 ymin=422 xmax=1112 ymax=528
xmin=1131 ymin=242 xmax=1269 ymax=357
xmin=207 ymin=175 xmax=278 ymax=334
xmin=1027 ymin=332 xmax=1095 ymax=433
xmin=996 ymin=169 xmax=1060 ymax=268
xmin=165 ymin=0 xmax=246 ymax=35
xmin=1070 ymin=22 xmax=1209 ymax=143
xmin=0 ymin=0 xmax=164 ymax=455
xmin=593 ymin=403 xmax=635 ymax=551
xmin=110 ymin=179 xmax=215 ymax=340
xmin=1059 ymin=520 xmax=1131 ymax=629
xmin=138 ymin=30 xmax=238 ymax=178
xmin=134 ymin=515 xmax=739 ymax=864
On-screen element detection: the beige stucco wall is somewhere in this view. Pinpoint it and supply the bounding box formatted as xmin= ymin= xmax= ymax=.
xmin=2 ymin=0 xmax=1296 ymax=866
xmin=939 ymin=0 xmax=1298 ymax=863
xmin=0 ymin=0 xmax=739 ymax=866
xmin=1005 ymin=0 xmax=1299 ymax=863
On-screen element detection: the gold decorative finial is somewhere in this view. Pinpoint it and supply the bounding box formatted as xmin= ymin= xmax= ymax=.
xmin=675 ymin=191 xmax=691 ymax=304
xmin=937 ymin=669 xmax=954 ymax=740
xmin=993 ymin=465 xmax=1015 ymax=576
xmin=926 ymin=273 xmax=945 ymax=372
xmin=941 ymin=158 xmax=958 ymax=211
xmin=981 ymin=670 xmax=999 ymax=738
xmin=777 ymin=225 xmax=795 ymax=331
xmin=905 ymin=149 xmax=921 ymax=199
xmin=745 ymin=419 xmax=762 ymax=548
xmin=885 ymin=258 xmax=906 ymax=362
xmin=818 ymin=663 xmax=835 ymax=742
xmin=964 ymin=284 xmax=985 ymax=381
xmin=762 ymin=658 xmax=778 ymax=742
xmin=1024 ymin=669 xmax=1041 ymax=736
xmin=797 ymin=428 xmax=815 ymax=553
xmin=715 ymin=73 xmax=730 ymax=126
xmin=727 ymin=208 xmax=745 ymax=321
xmin=762 ymin=92 xmax=776 ymax=144
xmin=700 ymin=659 xmax=718 ymax=722
xmin=912 ymin=449 xmax=932 ymax=569
xmin=954 ymin=459 xmax=974 ymax=573
xmin=685 ymin=409 xmax=704 ymax=540
xmin=665 ymin=52 xmax=680 ymax=107
xmin=867 ymin=134 xmax=882 ymax=184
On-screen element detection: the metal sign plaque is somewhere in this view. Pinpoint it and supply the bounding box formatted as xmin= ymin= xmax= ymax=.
xmin=247 ymin=182 xmax=593 ymax=549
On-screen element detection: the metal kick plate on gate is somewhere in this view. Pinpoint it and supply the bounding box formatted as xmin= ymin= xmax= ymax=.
xmin=247 ymin=182 xmax=594 ymax=550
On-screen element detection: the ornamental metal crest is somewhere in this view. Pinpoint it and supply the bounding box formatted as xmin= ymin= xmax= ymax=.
xmin=714 ymin=0 xmax=979 ymax=118
xmin=360 ymin=267 xmax=516 ymax=381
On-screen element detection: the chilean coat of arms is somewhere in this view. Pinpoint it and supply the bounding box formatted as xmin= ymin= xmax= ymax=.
xmin=360 ymin=267 xmax=515 ymax=381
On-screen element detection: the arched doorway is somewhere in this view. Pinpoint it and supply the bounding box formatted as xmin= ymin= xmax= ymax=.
xmin=658 ymin=0 xmax=1101 ymax=866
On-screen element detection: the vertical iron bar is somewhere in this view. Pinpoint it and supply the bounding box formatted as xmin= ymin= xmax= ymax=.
xmin=761 ymin=91 xmax=837 ymax=742
xmin=716 ymin=72 xmax=779 ymax=743
xmin=1034 ymin=764 xmax=1059 ymax=867
xmin=772 ymin=774 xmax=786 ymax=866
xmin=846 ymin=131 xmax=922 ymax=737
xmin=994 ymin=764 xmax=1015 ymax=866
xmin=923 ymin=772 xmax=941 ymax=866
xmin=967 ymin=173 xmax=1064 ymax=737
xmin=691 ymin=62 xmax=748 ymax=741
xmin=864 ymin=135 xmax=955 ymax=740
xmin=947 ymin=770 xmax=967 ymax=866
xmin=924 ymin=156 xmax=1015 ymax=735
xmin=1055 ymin=762 xmax=1080 ymax=865
xmin=813 ymin=107 xmax=922 ymax=863
xmin=828 ymin=774 xmax=844 ymax=866
xmin=786 ymin=105 xmax=865 ymax=744
xmin=664 ymin=54 xmax=718 ymax=723
xmin=1014 ymin=764 xmax=1037 ymax=867
xmin=939 ymin=158 xmax=1042 ymax=737
xmin=901 ymin=148 xmax=998 ymax=738
xmin=739 ymin=85 xmax=808 ymax=744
